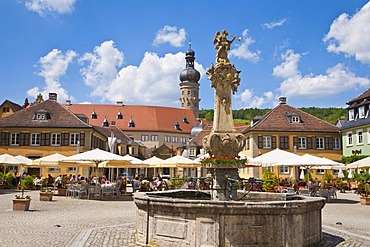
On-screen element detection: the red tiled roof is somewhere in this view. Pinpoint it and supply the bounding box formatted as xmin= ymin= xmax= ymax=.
xmin=92 ymin=125 xmax=132 ymax=143
xmin=243 ymin=103 xmax=339 ymax=133
xmin=0 ymin=100 xmax=91 ymax=128
xmin=65 ymin=104 xmax=198 ymax=133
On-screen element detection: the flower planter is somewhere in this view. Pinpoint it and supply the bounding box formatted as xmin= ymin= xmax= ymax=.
xmin=13 ymin=199 xmax=31 ymax=211
xmin=360 ymin=197 xmax=370 ymax=205
xmin=57 ymin=188 xmax=66 ymax=196
xmin=39 ymin=192 xmax=53 ymax=201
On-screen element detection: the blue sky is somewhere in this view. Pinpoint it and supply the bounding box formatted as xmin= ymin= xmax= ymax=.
xmin=1 ymin=0 xmax=370 ymax=110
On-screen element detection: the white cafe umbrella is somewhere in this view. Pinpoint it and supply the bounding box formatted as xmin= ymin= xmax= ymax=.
xmin=348 ymin=169 xmax=354 ymax=179
xmin=338 ymin=167 xmax=345 ymax=179
xmin=251 ymin=148 xmax=300 ymax=167
xmin=15 ymin=155 xmax=32 ymax=165
xmin=0 ymin=154 xmax=22 ymax=173
xmin=163 ymin=155 xmax=201 ymax=168
xmin=62 ymin=148 xmax=131 ymax=179
xmin=346 ymin=156 xmax=370 ymax=169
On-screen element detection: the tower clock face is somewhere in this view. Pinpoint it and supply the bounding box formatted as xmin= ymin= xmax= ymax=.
xmin=188 ymin=70 xmax=195 ymax=79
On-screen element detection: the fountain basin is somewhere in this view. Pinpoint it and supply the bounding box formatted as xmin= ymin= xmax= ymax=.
xmin=133 ymin=190 xmax=325 ymax=247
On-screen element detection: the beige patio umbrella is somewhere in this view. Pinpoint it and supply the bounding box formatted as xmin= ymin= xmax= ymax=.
xmin=346 ymin=156 xmax=370 ymax=169
xmin=251 ymin=148 xmax=300 ymax=167
xmin=15 ymin=155 xmax=32 ymax=165
xmin=0 ymin=153 xmax=22 ymax=173
xmin=62 ymin=148 xmax=132 ymax=180
xmin=163 ymin=155 xmax=201 ymax=168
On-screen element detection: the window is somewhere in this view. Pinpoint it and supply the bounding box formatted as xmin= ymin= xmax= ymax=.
xmin=182 ymin=90 xmax=184 ymax=95
xmin=172 ymin=136 xmax=178 ymax=143
xmin=262 ymin=136 xmax=271 ymax=149
xmin=187 ymin=102 xmax=190 ymax=107
xmin=67 ymin=167 xmax=77 ymax=172
xmin=316 ymin=137 xmax=324 ymax=149
xmin=164 ymin=136 xmax=171 ymax=143
xmin=357 ymin=130 xmax=363 ymax=145
xmin=51 ymin=133 xmax=61 ymax=146
xmin=279 ymin=166 xmax=289 ymax=174
xmin=333 ymin=169 xmax=339 ymax=175
xmin=2 ymin=107 xmax=10 ymax=112
xmin=187 ymin=90 xmax=191 ymax=95
xmin=316 ymin=169 xmax=325 ymax=175
xmin=151 ymin=135 xmax=158 ymax=142
xmin=298 ymin=137 xmax=306 ymax=149
xmin=333 ymin=138 xmax=340 ymax=150
xmin=292 ymin=116 xmax=300 ymax=122
xmin=193 ymin=91 xmax=197 ymax=96
xmin=347 ymin=132 xmax=353 ymax=146
xmin=189 ymin=148 xmax=195 ymax=156
xmin=141 ymin=135 xmax=149 ymax=142
xmin=70 ymin=133 xmax=79 ymax=146
xmin=359 ymin=106 xmax=365 ymax=119
xmin=48 ymin=167 xmax=61 ymax=173
xmin=180 ymin=137 xmax=186 ymax=144
xmin=246 ymin=137 xmax=250 ymax=150
xmin=348 ymin=109 xmax=355 ymax=121
xmin=31 ymin=133 xmax=40 ymax=146
xmin=36 ymin=113 xmax=46 ymax=120
xmin=132 ymin=147 xmax=138 ymax=155
xmin=11 ymin=133 xmax=19 ymax=145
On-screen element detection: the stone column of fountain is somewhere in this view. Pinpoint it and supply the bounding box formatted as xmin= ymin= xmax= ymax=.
xmin=202 ymin=29 xmax=246 ymax=201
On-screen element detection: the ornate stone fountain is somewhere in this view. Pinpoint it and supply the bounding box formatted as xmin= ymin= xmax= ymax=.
xmin=133 ymin=30 xmax=325 ymax=247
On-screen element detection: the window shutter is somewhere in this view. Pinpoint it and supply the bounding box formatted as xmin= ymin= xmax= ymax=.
xmin=19 ymin=133 xmax=25 ymax=146
xmin=23 ymin=133 xmax=30 ymax=146
xmin=293 ymin=136 xmax=298 ymax=148
xmin=45 ymin=133 xmax=50 ymax=146
xmin=279 ymin=136 xmax=289 ymax=149
xmin=62 ymin=133 xmax=69 ymax=146
xmin=312 ymin=137 xmax=317 ymax=149
xmin=40 ymin=133 xmax=46 ymax=146
xmin=326 ymin=137 xmax=333 ymax=150
xmin=258 ymin=136 xmax=263 ymax=148
xmin=272 ymin=136 xmax=277 ymax=149
xmin=80 ymin=133 xmax=85 ymax=146
xmin=1 ymin=132 xmax=10 ymax=146
xmin=307 ymin=137 xmax=312 ymax=149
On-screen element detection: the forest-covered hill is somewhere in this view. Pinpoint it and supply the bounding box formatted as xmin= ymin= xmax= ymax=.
xmin=199 ymin=107 xmax=347 ymax=125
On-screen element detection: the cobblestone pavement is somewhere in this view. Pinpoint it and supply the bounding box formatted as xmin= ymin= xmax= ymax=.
xmin=0 ymin=189 xmax=369 ymax=247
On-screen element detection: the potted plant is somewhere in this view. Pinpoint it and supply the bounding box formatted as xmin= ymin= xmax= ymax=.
xmin=57 ymin=176 xmax=67 ymax=196
xmin=262 ymin=169 xmax=278 ymax=192
xmin=13 ymin=175 xmax=34 ymax=211
xmin=39 ymin=188 xmax=53 ymax=201
xmin=358 ymin=182 xmax=370 ymax=205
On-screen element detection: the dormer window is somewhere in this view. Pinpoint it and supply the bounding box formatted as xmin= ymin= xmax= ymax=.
xmin=128 ymin=117 xmax=135 ymax=128
xmin=349 ymin=109 xmax=355 ymax=121
xmin=292 ymin=116 xmax=300 ymax=123
xmin=91 ymin=111 xmax=97 ymax=119
xmin=102 ymin=118 xmax=109 ymax=127
xmin=117 ymin=111 xmax=123 ymax=119
xmin=32 ymin=109 xmax=50 ymax=121
xmin=359 ymin=106 xmax=365 ymax=119
xmin=174 ymin=121 xmax=181 ymax=130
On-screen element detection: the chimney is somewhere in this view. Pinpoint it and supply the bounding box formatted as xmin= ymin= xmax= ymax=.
xmin=49 ymin=93 xmax=57 ymax=101
xmin=279 ymin=96 xmax=286 ymax=104
xmin=65 ymin=99 xmax=71 ymax=106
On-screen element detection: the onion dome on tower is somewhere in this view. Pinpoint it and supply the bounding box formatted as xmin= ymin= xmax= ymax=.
xmin=179 ymin=41 xmax=201 ymax=118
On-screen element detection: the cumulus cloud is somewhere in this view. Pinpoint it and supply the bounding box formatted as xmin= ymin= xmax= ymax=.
xmin=262 ymin=18 xmax=287 ymax=29
xmin=153 ymin=25 xmax=186 ymax=47
xmin=273 ymin=50 xmax=370 ymax=98
xmin=272 ymin=49 xmax=301 ymax=78
xmin=229 ymin=29 xmax=260 ymax=62
xmin=25 ymin=0 xmax=76 ymax=16
xmin=79 ymin=40 xmax=124 ymax=101
xmin=324 ymin=1 xmax=370 ymax=64
xmin=234 ymin=89 xmax=275 ymax=108
xmin=27 ymin=49 xmax=77 ymax=101
xmin=78 ymin=40 xmax=205 ymax=106
xmin=107 ymin=52 xmax=205 ymax=106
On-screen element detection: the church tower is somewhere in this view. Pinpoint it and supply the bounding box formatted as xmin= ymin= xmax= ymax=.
xmin=179 ymin=42 xmax=201 ymax=118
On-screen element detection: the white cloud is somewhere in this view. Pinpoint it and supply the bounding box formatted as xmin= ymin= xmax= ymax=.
xmin=324 ymin=1 xmax=370 ymax=64
xmin=272 ymin=49 xmax=301 ymax=78
xmin=153 ymin=25 xmax=186 ymax=47
xmin=79 ymin=40 xmax=124 ymax=100
xmin=229 ymin=29 xmax=260 ymax=62
xmin=273 ymin=50 xmax=370 ymax=98
xmin=234 ymin=89 xmax=275 ymax=108
xmin=25 ymin=0 xmax=76 ymax=16
xmin=107 ymin=52 xmax=205 ymax=106
xmin=262 ymin=18 xmax=287 ymax=29
xmin=27 ymin=49 xmax=77 ymax=102
xmin=78 ymin=40 xmax=206 ymax=106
